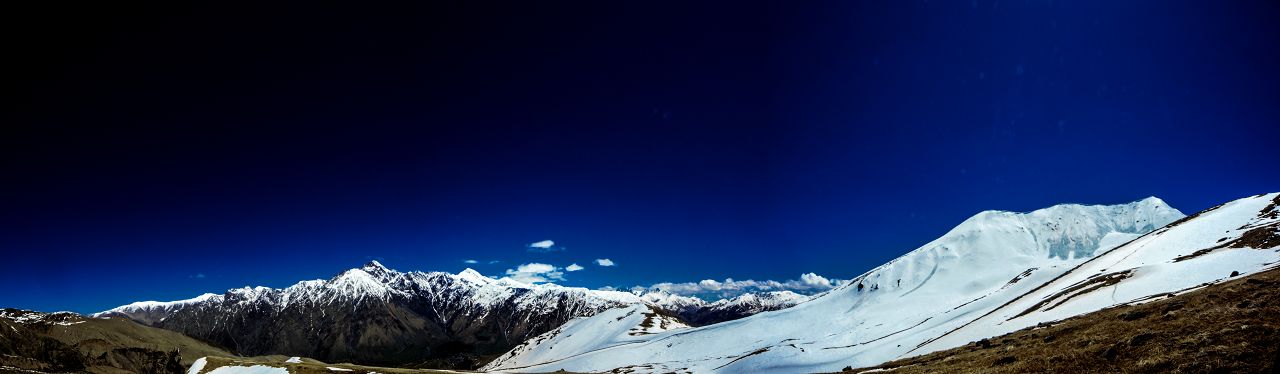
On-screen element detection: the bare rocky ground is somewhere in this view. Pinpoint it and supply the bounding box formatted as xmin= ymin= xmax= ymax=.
xmin=842 ymin=265 xmax=1280 ymax=373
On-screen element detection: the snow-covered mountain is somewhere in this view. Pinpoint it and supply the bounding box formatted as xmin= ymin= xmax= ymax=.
xmin=98 ymin=261 xmax=804 ymax=368
xmin=96 ymin=262 xmax=644 ymax=367
xmin=639 ymin=290 xmax=809 ymax=326
xmin=483 ymin=195 xmax=1280 ymax=373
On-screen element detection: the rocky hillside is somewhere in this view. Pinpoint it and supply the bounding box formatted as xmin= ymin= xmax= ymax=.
xmin=0 ymin=309 xmax=230 ymax=374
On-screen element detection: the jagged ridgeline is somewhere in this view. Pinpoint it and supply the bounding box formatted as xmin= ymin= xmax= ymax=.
xmin=95 ymin=262 xmax=803 ymax=369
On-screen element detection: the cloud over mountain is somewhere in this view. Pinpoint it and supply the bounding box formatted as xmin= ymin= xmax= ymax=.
xmin=634 ymin=273 xmax=848 ymax=299
xmin=505 ymin=263 xmax=565 ymax=283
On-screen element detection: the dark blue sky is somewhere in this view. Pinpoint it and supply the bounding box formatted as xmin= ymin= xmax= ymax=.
xmin=4 ymin=1 xmax=1278 ymax=313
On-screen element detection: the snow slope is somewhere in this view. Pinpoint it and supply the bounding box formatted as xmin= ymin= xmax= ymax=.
xmin=486 ymin=196 xmax=1237 ymax=373
xmin=202 ymin=365 xmax=288 ymax=374
xmin=485 ymin=304 xmax=691 ymax=370
xmin=915 ymin=192 xmax=1280 ymax=353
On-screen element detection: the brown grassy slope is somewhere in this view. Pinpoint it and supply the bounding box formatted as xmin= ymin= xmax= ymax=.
xmin=843 ymin=266 xmax=1280 ymax=373
xmin=0 ymin=311 xmax=232 ymax=374
xmin=46 ymin=316 xmax=233 ymax=366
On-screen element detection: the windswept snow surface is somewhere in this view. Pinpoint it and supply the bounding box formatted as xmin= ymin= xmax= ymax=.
xmin=203 ymin=366 xmax=288 ymax=374
xmin=186 ymin=356 xmax=289 ymax=374
xmin=187 ymin=357 xmax=207 ymax=374
xmin=486 ymin=197 xmax=1241 ymax=373
xmin=485 ymin=304 xmax=691 ymax=370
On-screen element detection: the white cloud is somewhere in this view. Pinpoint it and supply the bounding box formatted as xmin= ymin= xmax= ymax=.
xmin=634 ymin=273 xmax=848 ymax=300
xmin=594 ymin=258 xmax=616 ymax=267
xmin=527 ymin=240 xmax=564 ymax=252
xmin=566 ymin=263 xmax=585 ymax=272
xmin=463 ymin=259 xmax=478 ymax=264
xmin=515 ymin=263 xmax=555 ymax=273
xmin=488 ymin=260 xmax=501 ymax=264
xmin=189 ymin=273 xmax=206 ymax=279
xmin=504 ymin=262 xmax=565 ymax=283
xmin=799 ymin=272 xmax=832 ymax=288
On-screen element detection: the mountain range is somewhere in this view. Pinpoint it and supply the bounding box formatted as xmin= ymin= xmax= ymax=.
xmin=95 ymin=262 xmax=804 ymax=368
xmin=6 ymin=192 xmax=1277 ymax=373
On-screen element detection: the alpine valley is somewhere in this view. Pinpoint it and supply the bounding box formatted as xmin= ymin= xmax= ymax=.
xmin=4 ymin=192 xmax=1279 ymax=374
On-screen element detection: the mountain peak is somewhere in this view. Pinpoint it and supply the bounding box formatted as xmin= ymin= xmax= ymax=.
xmin=456 ymin=268 xmax=491 ymax=284
xmin=944 ymin=197 xmax=1185 ymax=259
xmin=356 ymin=260 xmax=400 ymax=282
xmin=1139 ymin=196 xmax=1166 ymax=204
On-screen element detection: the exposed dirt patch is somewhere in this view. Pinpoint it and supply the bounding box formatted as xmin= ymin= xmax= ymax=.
xmin=1220 ymin=222 xmax=1280 ymax=249
xmin=712 ymin=348 xmax=769 ymax=370
xmin=1003 ymin=268 xmax=1038 ymax=287
xmin=1171 ymin=248 xmax=1215 ymax=263
xmin=628 ymin=308 xmax=689 ymax=336
xmin=1175 ymin=221 xmax=1280 ymax=262
xmin=1260 ymin=194 xmax=1279 ymax=219
xmin=1013 ymin=270 xmax=1133 ymax=319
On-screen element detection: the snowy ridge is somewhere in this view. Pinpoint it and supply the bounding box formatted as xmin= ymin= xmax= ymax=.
xmin=96 ymin=261 xmax=668 ymax=365
xmin=101 ymin=293 xmax=222 ymax=323
xmin=97 ymin=259 xmax=809 ymax=365
xmin=484 ymin=196 xmax=1254 ymax=373
xmin=705 ymin=291 xmax=808 ymax=311
xmin=638 ymin=290 xmax=809 ymax=319
xmin=0 ymin=309 xmax=88 ymax=326
xmin=100 ymin=260 xmax=809 ymax=328
xmin=98 ymin=260 xmax=646 ymax=323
